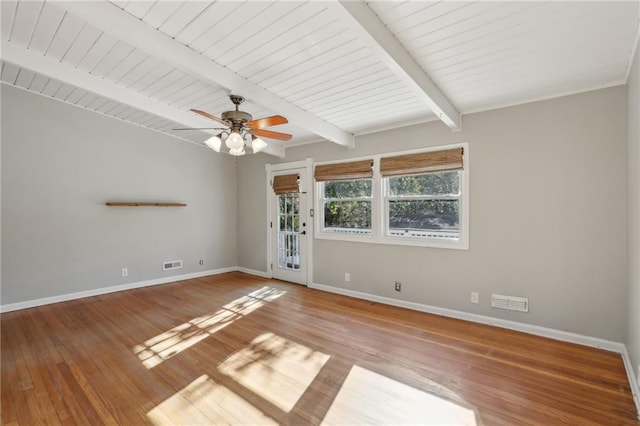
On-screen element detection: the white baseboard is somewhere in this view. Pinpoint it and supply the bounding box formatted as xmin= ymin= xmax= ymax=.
xmin=309 ymin=283 xmax=622 ymax=351
xmin=621 ymin=347 xmax=640 ymax=420
xmin=309 ymin=282 xmax=640 ymax=419
xmin=237 ymin=267 xmax=270 ymax=279
xmin=0 ymin=267 xmax=238 ymax=313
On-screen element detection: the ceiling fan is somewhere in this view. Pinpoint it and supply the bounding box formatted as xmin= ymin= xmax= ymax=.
xmin=177 ymin=95 xmax=292 ymax=156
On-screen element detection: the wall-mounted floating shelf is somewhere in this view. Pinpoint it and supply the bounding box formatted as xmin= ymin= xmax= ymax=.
xmin=105 ymin=202 xmax=187 ymax=207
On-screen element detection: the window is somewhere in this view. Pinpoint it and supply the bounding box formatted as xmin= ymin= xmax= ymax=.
xmin=277 ymin=193 xmax=301 ymax=269
xmin=314 ymin=144 xmax=468 ymax=249
xmin=321 ymin=179 xmax=373 ymax=234
xmin=381 ymin=147 xmax=464 ymax=243
xmin=272 ymin=173 xmax=301 ymax=270
xmin=385 ymin=171 xmax=461 ymax=239
xmin=314 ymin=159 xmax=374 ymax=237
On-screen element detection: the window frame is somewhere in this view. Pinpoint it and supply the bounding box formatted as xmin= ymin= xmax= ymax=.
xmin=317 ymin=177 xmax=376 ymax=240
xmin=383 ymin=170 xmax=464 ymax=247
xmin=314 ymin=143 xmax=469 ymax=250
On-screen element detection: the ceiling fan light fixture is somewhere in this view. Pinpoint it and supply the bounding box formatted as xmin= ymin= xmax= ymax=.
xmin=251 ymin=136 xmax=268 ymax=153
xmin=204 ymin=134 xmax=222 ymax=152
xmin=184 ymin=95 xmax=292 ymax=157
xmin=226 ymin=131 xmax=244 ymax=149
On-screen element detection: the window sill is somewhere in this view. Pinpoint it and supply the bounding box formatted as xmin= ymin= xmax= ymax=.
xmin=380 ymin=235 xmax=468 ymax=250
xmin=315 ymin=231 xmax=468 ymax=250
xmin=315 ymin=231 xmax=375 ymax=244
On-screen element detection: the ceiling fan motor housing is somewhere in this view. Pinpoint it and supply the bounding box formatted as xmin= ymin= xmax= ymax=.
xmin=222 ymin=110 xmax=252 ymax=125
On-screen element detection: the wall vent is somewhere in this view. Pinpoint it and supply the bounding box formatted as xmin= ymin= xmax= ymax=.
xmin=163 ymin=260 xmax=183 ymax=271
xmin=491 ymin=294 xmax=528 ymax=312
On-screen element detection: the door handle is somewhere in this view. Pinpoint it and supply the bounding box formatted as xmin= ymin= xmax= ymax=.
xmin=300 ymin=230 xmax=306 ymax=235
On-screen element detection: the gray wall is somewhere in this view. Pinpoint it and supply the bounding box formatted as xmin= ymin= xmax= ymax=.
xmin=238 ymin=86 xmax=628 ymax=342
xmin=1 ymin=84 xmax=238 ymax=305
xmin=1 ymin=79 xmax=632 ymax=347
xmin=236 ymin=152 xmax=270 ymax=273
xmin=627 ymin=44 xmax=640 ymax=381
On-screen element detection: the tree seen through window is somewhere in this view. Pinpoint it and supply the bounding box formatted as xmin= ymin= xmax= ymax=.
xmin=387 ymin=171 xmax=460 ymax=233
xmin=323 ymin=179 xmax=372 ymax=230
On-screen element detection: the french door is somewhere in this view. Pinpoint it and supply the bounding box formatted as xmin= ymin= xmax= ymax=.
xmin=269 ymin=164 xmax=310 ymax=285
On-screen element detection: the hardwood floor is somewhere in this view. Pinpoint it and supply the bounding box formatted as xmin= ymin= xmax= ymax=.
xmin=2 ymin=272 xmax=638 ymax=425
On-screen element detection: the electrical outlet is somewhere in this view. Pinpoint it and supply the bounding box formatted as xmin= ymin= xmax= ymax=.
xmin=471 ymin=292 xmax=479 ymax=304
xmin=199 ymin=259 xmax=204 ymax=265
xmin=395 ymin=281 xmax=401 ymax=292
xmin=122 ymin=268 xmax=128 ymax=277
xmin=344 ymin=273 xmax=350 ymax=282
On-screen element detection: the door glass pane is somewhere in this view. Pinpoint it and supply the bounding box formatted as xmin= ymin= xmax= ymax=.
xmin=285 ymin=196 xmax=292 ymax=214
xmin=277 ymin=194 xmax=301 ymax=270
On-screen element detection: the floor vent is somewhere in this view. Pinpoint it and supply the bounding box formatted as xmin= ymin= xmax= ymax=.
xmin=491 ymin=294 xmax=528 ymax=312
xmin=163 ymin=260 xmax=183 ymax=271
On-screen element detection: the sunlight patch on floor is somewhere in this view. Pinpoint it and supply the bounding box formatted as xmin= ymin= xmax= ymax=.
xmin=218 ymin=332 xmax=330 ymax=412
xmin=133 ymin=287 xmax=286 ymax=368
xmin=147 ymin=374 xmax=277 ymax=425
xmin=321 ymin=366 xmax=477 ymax=425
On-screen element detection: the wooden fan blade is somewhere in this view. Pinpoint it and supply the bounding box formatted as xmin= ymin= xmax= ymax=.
xmin=246 ymin=115 xmax=288 ymax=129
xmin=253 ymin=128 xmax=292 ymax=141
xmin=190 ymin=109 xmax=228 ymax=126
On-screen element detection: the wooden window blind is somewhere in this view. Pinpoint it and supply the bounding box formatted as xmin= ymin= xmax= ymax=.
xmin=272 ymin=174 xmax=299 ymax=194
xmin=380 ymin=148 xmax=463 ymax=177
xmin=314 ymin=159 xmax=374 ymax=181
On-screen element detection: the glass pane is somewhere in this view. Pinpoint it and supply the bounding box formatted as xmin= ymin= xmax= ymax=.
xmin=287 ymin=249 xmax=292 ymax=268
xmin=388 ymin=171 xmax=460 ymax=197
xmin=388 ymin=200 xmax=459 ymax=231
xmin=277 ymin=192 xmax=302 ymax=270
xmin=324 ymin=179 xmax=372 ymax=198
xmin=285 ymin=196 xmax=292 ymax=214
xmin=291 ymin=235 xmax=300 ymax=269
xmin=323 ymin=201 xmax=371 ymax=230
xmin=293 ymin=196 xmax=299 ymax=214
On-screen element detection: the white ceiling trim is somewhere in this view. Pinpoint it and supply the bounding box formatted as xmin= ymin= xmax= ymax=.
xmin=459 ymin=79 xmax=626 ymax=117
xmin=330 ymin=1 xmax=462 ymax=132
xmin=55 ymin=1 xmax=355 ymax=149
xmin=1 ymin=40 xmax=286 ymax=159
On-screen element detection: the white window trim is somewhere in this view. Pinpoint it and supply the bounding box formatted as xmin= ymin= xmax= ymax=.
xmin=314 ymin=143 xmax=469 ymax=250
xmin=314 ymin=157 xmax=380 ymax=244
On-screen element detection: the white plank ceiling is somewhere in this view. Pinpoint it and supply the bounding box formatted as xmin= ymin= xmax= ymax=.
xmin=1 ymin=1 xmax=639 ymax=157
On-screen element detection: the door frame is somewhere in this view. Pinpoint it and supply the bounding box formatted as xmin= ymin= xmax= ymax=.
xmin=265 ymin=158 xmax=313 ymax=286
